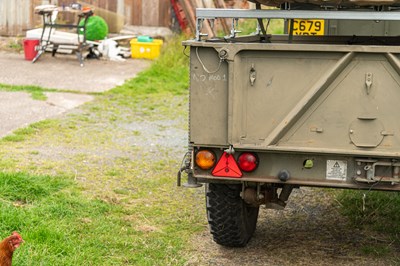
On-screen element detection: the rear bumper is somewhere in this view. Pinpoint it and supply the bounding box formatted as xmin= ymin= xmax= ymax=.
xmin=190 ymin=147 xmax=400 ymax=191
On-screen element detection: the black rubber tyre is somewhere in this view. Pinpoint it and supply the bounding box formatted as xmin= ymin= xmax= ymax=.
xmin=205 ymin=183 xmax=259 ymax=247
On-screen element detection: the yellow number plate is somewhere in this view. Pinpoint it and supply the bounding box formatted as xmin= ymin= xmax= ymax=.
xmin=290 ymin=19 xmax=325 ymax=36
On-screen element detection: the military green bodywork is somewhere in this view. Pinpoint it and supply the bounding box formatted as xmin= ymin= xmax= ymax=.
xmin=181 ymin=8 xmax=400 ymax=192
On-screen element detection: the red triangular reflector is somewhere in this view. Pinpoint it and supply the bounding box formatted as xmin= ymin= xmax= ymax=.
xmin=212 ymin=152 xmax=242 ymax=178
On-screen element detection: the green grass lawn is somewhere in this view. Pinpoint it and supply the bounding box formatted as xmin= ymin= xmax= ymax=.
xmin=0 ymin=35 xmax=206 ymax=265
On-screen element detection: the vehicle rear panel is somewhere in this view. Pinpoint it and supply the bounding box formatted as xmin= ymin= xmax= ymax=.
xmin=187 ymin=41 xmax=400 ymax=191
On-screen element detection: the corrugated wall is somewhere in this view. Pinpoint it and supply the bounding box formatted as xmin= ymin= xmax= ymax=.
xmin=0 ymin=0 xmax=171 ymax=36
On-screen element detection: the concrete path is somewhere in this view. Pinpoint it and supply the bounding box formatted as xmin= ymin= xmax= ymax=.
xmin=0 ymin=51 xmax=151 ymax=137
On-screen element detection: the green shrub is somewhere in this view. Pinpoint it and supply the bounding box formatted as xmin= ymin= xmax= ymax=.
xmin=79 ymin=15 xmax=108 ymax=41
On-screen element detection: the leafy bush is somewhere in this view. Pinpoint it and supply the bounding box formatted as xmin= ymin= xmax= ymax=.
xmin=79 ymin=15 xmax=108 ymax=41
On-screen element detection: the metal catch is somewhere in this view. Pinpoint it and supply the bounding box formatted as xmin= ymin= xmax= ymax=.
xmin=250 ymin=64 xmax=256 ymax=86
xmin=365 ymin=72 xmax=373 ymax=94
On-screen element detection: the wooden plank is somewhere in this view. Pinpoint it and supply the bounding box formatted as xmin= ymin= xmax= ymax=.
xmin=123 ymin=0 xmax=132 ymax=25
xmin=142 ymin=0 xmax=159 ymax=26
xmin=171 ymin=0 xmax=191 ymax=34
xmin=107 ymin=0 xmax=118 ymax=12
xmin=180 ymin=0 xmax=196 ymax=33
xmin=0 ymin=0 xmax=33 ymax=36
xmin=1 ymin=0 xmax=175 ymax=35
xmin=203 ymin=0 xmax=215 ymax=6
xmin=189 ymin=0 xmax=214 ymax=37
xmin=202 ymin=0 xmax=229 ymax=35
xmin=132 ymin=0 xmax=142 ymax=25
xmin=213 ymin=0 xmax=230 ymax=34
xmin=159 ymin=0 xmax=171 ymax=27
xmin=214 ymin=0 xmax=227 ymax=8
xmin=117 ymin=0 xmax=125 ymax=16
xmin=32 ymin=0 xmax=45 ymax=29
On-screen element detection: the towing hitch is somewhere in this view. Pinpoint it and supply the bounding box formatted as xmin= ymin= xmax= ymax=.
xmin=177 ymin=151 xmax=202 ymax=188
xmin=355 ymin=159 xmax=400 ymax=185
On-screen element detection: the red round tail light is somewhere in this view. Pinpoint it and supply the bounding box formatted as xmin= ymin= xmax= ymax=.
xmin=237 ymin=152 xmax=258 ymax=172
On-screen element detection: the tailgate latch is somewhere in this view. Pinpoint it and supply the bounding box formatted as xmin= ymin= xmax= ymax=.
xmin=250 ymin=64 xmax=256 ymax=86
xmin=365 ymin=72 xmax=373 ymax=94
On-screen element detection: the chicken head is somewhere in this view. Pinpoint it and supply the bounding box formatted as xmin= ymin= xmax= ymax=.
xmin=8 ymin=232 xmax=23 ymax=251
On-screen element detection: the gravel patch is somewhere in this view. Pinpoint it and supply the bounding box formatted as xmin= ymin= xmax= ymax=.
xmin=119 ymin=120 xmax=187 ymax=153
xmin=187 ymin=187 xmax=396 ymax=266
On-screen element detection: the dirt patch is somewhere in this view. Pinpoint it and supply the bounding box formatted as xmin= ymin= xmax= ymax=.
xmin=187 ymin=187 xmax=398 ymax=265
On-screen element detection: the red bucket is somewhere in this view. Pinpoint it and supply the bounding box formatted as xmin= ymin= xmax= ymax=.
xmin=23 ymin=39 xmax=40 ymax=60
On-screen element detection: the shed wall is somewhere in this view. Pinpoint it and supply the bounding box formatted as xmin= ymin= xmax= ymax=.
xmin=0 ymin=0 xmax=171 ymax=36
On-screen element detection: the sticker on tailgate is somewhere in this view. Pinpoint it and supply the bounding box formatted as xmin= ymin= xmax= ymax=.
xmin=326 ymin=160 xmax=347 ymax=181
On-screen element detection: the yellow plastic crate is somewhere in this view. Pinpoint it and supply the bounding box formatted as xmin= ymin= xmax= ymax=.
xmin=130 ymin=39 xmax=163 ymax=59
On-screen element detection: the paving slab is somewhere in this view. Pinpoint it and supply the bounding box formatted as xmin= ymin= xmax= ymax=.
xmin=0 ymin=91 xmax=94 ymax=137
xmin=0 ymin=51 xmax=150 ymax=92
xmin=0 ymin=51 xmax=151 ymax=137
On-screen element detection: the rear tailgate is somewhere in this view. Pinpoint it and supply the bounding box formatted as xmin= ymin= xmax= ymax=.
xmin=187 ymin=41 xmax=400 ymax=190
